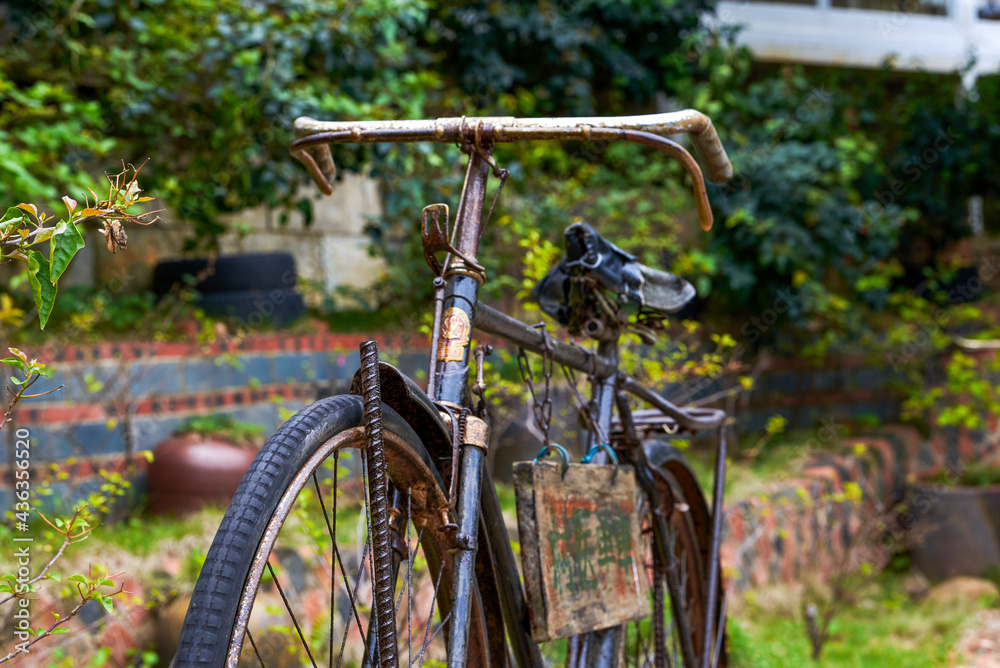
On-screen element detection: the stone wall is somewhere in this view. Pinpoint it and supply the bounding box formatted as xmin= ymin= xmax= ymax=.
xmin=1 ymin=327 xmax=425 ymax=507
xmin=60 ymin=173 xmax=386 ymax=302
xmin=219 ymin=173 xmax=386 ymax=302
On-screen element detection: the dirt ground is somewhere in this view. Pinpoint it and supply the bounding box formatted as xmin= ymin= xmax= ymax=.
xmin=955 ymin=609 xmax=1000 ymax=668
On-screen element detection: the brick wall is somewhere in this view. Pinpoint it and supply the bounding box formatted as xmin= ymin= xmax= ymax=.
xmin=720 ymin=418 xmax=1000 ymax=590
xmin=1 ymin=328 xmax=427 ymax=506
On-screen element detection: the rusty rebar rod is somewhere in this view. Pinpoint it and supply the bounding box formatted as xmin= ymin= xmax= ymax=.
xmin=360 ymin=341 xmax=398 ymax=668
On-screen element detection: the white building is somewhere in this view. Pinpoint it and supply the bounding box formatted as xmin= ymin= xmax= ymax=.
xmin=713 ymin=0 xmax=1000 ymax=86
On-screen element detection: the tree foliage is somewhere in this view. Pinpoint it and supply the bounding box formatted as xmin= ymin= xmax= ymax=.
xmin=1 ymin=0 xmax=998 ymax=358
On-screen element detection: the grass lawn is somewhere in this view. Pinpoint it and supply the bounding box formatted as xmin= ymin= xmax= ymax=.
xmin=727 ymin=569 xmax=998 ymax=667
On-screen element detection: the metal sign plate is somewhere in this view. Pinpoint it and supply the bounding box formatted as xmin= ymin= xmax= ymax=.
xmin=513 ymin=460 xmax=649 ymax=642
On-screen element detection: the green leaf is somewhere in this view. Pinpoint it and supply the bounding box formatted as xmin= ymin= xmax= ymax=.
xmin=50 ymin=222 xmax=85 ymax=283
xmin=52 ymin=627 xmax=69 ymax=635
xmin=100 ymin=596 xmax=114 ymax=614
xmin=66 ymin=574 xmax=88 ymax=585
xmin=26 ymin=250 xmax=57 ymax=329
xmin=0 ymin=207 xmax=23 ymax=232
xmin=32 ymin=228 xmax=55 ymax=243
xmin=1 ymin=357 xmax=27 ymax=374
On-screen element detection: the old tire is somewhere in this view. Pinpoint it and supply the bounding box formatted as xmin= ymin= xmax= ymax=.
xmin=151 ymin=253 xmax=298 ymax=295
xmin=195 ymin=289 xmax=305 ymax=327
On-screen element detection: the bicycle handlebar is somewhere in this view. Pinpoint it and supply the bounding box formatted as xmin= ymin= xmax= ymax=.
xmin=291 ymin=110 xmax=732 ymax=230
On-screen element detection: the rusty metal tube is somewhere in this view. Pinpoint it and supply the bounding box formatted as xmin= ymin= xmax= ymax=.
xmin=292 ymin=110 xmax=732 ymax=183
xmin=619 ymin=375 xmax=727 ymax=432
xmin=472 ymin=303 xmax=728 ymax=432
xmin=471 ymin=302 xmax=618 ymax=378
xmin=291 ymin=118 xmax=726 ymax=230
xmin=702 ymin=425 xmax=728 ymax=667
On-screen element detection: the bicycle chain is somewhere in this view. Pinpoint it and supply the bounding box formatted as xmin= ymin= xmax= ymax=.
xmin=517 ymin=324 xmax=554 ymax=447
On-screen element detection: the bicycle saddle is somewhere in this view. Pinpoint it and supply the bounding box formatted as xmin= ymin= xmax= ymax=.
xmin=532 ymin=222 xmax=695 ymax=329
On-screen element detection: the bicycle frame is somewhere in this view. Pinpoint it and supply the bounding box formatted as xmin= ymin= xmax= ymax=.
xmin=291 ymin=115 xmax=733 ymax=668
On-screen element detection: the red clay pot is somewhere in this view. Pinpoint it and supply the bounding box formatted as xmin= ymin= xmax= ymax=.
xmin=147 ymin=434 xmax=258 ymax=515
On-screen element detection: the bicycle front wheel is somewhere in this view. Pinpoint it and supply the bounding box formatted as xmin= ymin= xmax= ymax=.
xmin=175 ymin=395 xmax=490 ymax=667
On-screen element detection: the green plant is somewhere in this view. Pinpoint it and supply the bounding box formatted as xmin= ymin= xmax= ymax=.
xmin=181 ymin=547 xmax=208 ymax=585
xmin=0 ymin=163 xmax=158 ymax=329
xmin=898 ymin=348 xmax=1000 ymax=431
xmin=0 ymin=507 xmax=126 ymax=662
xmin=0 ymin=451 xmax=154 ymax=661
xmin=929 ymin=462 xmax=1000 ymax=487
xmin=175 ymin=413 xmax=266 ymax=446
xmin=1 ymin=348 xmax=61 ymax=428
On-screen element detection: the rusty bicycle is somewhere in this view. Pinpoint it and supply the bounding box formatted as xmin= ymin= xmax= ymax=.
xmin=176 ymin=111 xmax=733 ymax=668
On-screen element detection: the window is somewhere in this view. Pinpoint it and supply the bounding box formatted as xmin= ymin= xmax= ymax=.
xmin=830 ymin=0 xmax=948 ymax=14
xmin=742 ymin=0 xmax=819 ymax=5
xmin=980 ymin=0 xmax=1000 ymax=18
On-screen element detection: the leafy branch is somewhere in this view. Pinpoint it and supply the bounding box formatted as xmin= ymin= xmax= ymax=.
xmin=0 ymin=507 xmax=126 ymax=664
xmin=0 ymin=162 xmax=160 ymax=328
xmin=1 ymin=348 xmax=62 ymax=432
xmin=0 ymin=508 xmax=94 ymax=609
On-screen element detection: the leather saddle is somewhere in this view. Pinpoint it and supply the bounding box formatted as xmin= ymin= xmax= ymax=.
xmin=532 ymin=222 xmax=696 ymax=328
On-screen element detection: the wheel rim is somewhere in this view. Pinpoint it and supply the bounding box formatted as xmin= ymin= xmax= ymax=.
xmin=224 ymin=426 xmax=485 ymax=667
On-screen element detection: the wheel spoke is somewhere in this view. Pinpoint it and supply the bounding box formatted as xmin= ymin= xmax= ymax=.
xmin=312 ymin=460 xmax=373 ymax=663
xmin=337 ymin=536 xmax=372 ymax=668
xmin=419 ymin=609 xmax=452 ymax=661
xmin=412 ymin=562 xmax=447 ymax=668
xmin=630 ymin=458 xmax=722 ymax=668
xmin=247 ymin=628 xmax=265 ymax=668
xmin=406 ymin=492 xmax=414 ymax=662
xmin=330 ymin=452 xmax=339 ymax=668
xmin=267 ymin=560 xmax=320 ymax=668
xmin=360 ymin=448 xmax=379 ymax=661
xmin=193 ymin=414 xmax=480 ymax=667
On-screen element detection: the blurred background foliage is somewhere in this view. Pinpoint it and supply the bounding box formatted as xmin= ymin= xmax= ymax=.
xmin=1 ymin=0 xmax=999 ymax=367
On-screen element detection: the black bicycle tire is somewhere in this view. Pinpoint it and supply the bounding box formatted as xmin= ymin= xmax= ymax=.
xmin=173 ymin=395 xmax=485 ymax=667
